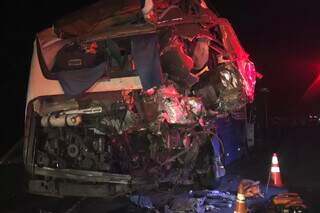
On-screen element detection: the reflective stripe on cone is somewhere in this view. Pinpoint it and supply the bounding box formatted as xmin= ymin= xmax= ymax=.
xmin=271 ymin=166 xmax=280 ymax=173
xmin=269 ymin=153 xmax=283 ymax=187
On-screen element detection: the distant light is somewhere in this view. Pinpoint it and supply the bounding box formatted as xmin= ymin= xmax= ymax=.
xmin=303 ymin=73 xmax=320 ymax=100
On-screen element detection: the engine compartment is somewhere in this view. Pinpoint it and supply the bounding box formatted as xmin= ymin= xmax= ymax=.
xmin=28 ymin=83 xmax=219 ymax=193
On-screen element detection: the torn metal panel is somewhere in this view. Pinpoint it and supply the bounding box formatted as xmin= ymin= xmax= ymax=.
xmin=79 ymin=23 xmax=157 ymax=43
xmin=54 ymin=0 xmax=142 ymax=38
xmin=217 ymin=18 xmax=256 ymax=102
xmin=35 ymin=1 xmax=256 ymax=109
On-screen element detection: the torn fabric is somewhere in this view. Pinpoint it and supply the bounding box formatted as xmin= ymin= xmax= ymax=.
xmin=131 ymin=34 xmax=163 ymax=90
xmin=55 ymin=62 xmax=108 ymax=97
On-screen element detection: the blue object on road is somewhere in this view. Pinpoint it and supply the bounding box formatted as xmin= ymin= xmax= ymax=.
xmin=130 ymin=194 xmax=154 ymax=209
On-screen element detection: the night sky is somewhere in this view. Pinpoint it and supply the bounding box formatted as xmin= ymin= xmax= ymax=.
xmin=213 ymin=1 xmax=320 ymax=114
xmin=0 ymin=0 xmax=320 ymax=154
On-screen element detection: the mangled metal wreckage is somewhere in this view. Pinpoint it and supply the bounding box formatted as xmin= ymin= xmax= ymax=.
xmin=24 ymin=0 xmax=257 ymax=197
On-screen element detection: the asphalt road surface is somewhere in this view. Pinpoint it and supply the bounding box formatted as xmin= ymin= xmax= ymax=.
xmin=0 ymin=126 xmax=319 ymax=212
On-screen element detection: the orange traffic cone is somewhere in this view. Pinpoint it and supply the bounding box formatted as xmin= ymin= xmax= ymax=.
xmin=234 ymin=181 xmax=247 ymax=213
xmin=269 ymin=153 xmax=283 ymax=187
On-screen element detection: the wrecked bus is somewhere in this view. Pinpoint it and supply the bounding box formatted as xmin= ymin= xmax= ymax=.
xmin=24 ymin=0 xmax=256 ymax=197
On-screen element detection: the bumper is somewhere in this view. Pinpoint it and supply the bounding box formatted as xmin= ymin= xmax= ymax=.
xmin=28 ymin=167 xmax=156 ymax=198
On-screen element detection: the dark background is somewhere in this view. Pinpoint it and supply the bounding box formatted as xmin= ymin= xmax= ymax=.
xmin=0 ymin=0 xmax=320 ymax=154
xmin=0 ymin=1 xmax=320 ymax=211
